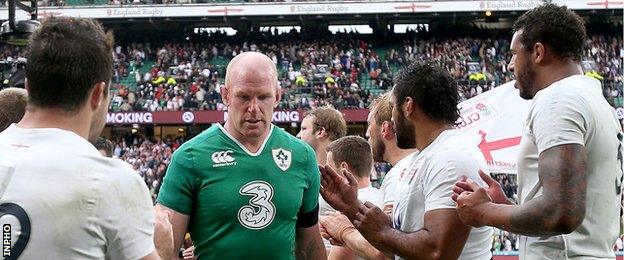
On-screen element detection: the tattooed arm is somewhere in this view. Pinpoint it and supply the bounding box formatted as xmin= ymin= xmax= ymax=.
xmin=459 ymin=144 xmax=587 ymax=236
xmin=296 ymin=224 xmax=327 ymax=260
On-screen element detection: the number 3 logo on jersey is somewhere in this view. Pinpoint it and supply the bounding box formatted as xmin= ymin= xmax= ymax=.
xmin=238 ymin=181 xmax=276 ymax=230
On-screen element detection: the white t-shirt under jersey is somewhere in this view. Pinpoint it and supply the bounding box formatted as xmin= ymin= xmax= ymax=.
xmin=0 ymin=125 xmax=155 ymax=260
xmin=380 ymin=152 xmax=417 ymax=211
xmin=393 ymin=130 xmax=493 ymax=260
xmin=516 ymin=75 xmax=623 ymax=260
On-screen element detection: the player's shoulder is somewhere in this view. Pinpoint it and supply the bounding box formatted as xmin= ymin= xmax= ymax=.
xmin=178 ymin=124 xmax=221 ymax=150
xmin=538 ymin=75 xmax=598 ymax=105
xmin=97 ymin=157 xmax=145 ymax=187
xmin=171 ymin=124 xmax=222 ymax=160
xmin=428 ymin=130 xmax=474 ymax=156
xmin=425 ymin=131 xmax=484 ymax=169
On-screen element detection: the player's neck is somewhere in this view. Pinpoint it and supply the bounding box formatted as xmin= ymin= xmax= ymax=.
xmin=17 ymin=106 xmax=91 ymax=140
xmin=315 ymin=142 xmax=329 ymax=165
xmin=357 ymin=176 xmax=372 ymax=189
xmin=415 ymin=121 xmax=453 ymax=152
xmin=536 ymin=61 xmax=582 ymax=93
xmin=223 ymin=121 xmax=272 ymax=153
xmin=384 ymin=143 xmax=417 ymax=166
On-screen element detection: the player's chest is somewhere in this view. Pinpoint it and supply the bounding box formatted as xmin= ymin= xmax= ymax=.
xmin=193 ymin=150 xmax=309 ymax=219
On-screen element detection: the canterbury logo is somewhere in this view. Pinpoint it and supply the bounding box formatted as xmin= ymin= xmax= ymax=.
xmin=212 ymin=150 xmax=236 ymax=167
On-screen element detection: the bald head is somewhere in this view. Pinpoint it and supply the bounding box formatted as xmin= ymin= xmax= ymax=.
xmin=221 ymin=51 xmax=282 ymax=141
xmin=225 ymin=52 xmax=278 ymax=90
xmin=0 ymin=88 xmax=28 ymax=132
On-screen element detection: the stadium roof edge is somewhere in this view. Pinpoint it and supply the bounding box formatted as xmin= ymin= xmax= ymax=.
xmin=0 ymin=0 xmax=622 ymax=20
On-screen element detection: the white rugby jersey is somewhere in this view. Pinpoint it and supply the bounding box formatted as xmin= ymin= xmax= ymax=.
xmin=0 ymin=125 xmax=155 ymax=260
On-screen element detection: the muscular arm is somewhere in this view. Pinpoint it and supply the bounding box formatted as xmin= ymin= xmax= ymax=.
xmin=155 ymin=204 xmax=191 ymax=260
xmin=481 ymin=144 xmax=587 ymax=236
xmin=372 ymin=209 xmax=471 ymax=260
xmin=295 ymin=225 xmax=327 ymax=260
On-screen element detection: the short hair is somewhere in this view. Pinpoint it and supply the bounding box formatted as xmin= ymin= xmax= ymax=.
xmin=26 ymin=17 xmax=114 ymax=112
xmin=513 ymin=4 xmax=586 ymax=61
xmin=0 ymin=88 xmax=28 ymax=132
xmin=369 ymin=92 xmax=392 ymax=125
xmin=393 ymin=62 xmax=459 ymax=125
xmin=326 ymin=135 xmax=372 ymax=178
xmin=304 ymin=106 xmax=347 ymax=141
xmin=92 ymin=137 xmax=114 ymax=157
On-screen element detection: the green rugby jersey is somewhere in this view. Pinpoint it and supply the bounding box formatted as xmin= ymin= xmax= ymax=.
xmin=157 ymin=124 xmax=320 ymax=260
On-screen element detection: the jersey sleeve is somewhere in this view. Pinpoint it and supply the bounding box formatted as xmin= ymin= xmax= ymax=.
xmin=423 ymin=150 xmax=487 ymax=213
xmin=532 ymin=91 xmax=588 ymax=154
xmin=300 ymin=145 xmax=321 ymax=214
xmin=156 ymin=147 xmax=196 ymax=215
xmin=101 ymin=165 xmax=155 ymax=260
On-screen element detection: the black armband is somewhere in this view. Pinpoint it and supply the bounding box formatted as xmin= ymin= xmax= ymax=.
xmin=296 ymin=205 xmax=319 ymax=228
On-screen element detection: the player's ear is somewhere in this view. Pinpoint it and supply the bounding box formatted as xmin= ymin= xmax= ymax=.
xmin=340 ymin=161 xmax=349 ymax=173
xmin=403 ymin=97 xmax=414 ymax=117
xmin=316 ymin=126 xmax=327 ymax=139
xmin=220 ymin=84 xmax=229 ymax=105
xmin=381 ymin=121 xmax=394 ymax=140
xmin=89 ymin=82 xmax=107 ymax=111
xmin=533 ymin=42 xmax=545 ymax=64
xmin=273 ymin=84 xmax=281 ymax=108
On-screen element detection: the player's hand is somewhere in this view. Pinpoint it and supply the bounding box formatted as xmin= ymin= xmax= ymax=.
xmin=154 ymin=209 xmax=174 ymax=260
xmin=319 ymin=164 xmax=359 ymax=219
xmin=319 ymin=211 xmax=355 ymax=246
xmin=182 ymin=246 xmax=195 ymax=260
xmin=319 ymin=223 xmax=344 ymax=246
xmin=451 ymin=170 xmax=511 ymax=205
xmin=455 ymin=178 xmax=491 ymax=227
xmin=353 ymin=201 xmax=393 ymax=246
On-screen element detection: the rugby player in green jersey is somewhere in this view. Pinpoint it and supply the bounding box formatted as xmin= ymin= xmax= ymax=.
xmin=155 ymin=52 xmax=326 ymax=260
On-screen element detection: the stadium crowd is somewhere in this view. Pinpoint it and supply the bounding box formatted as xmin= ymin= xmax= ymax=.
xmin=102 ymin=33 xmax=622 ymax=112
xmin=2 ymin=32 xmax=621 ymax=110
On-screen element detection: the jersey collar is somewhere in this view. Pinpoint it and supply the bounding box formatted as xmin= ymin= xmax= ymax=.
xmin=216 ymin=123 xmax=274 ymax=157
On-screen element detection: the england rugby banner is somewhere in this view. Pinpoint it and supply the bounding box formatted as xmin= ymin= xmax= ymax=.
xmin=456 ymin=81 xmax=532 ymax=174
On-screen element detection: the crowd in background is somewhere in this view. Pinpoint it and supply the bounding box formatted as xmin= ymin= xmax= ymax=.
xmin=2 ymin=32 xmax=621 ymax=110
xmin=79 ymin=33 xmax=624 ymax=112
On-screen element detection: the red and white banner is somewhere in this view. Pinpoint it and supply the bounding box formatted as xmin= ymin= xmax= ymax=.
xmin=456 ymin=81 xmax=532 ymax=174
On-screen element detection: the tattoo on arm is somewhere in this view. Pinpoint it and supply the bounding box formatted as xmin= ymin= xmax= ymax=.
xmin=509 ymin=144 xmax=587 ymax=236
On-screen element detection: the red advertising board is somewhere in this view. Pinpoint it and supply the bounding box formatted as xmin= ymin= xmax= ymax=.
xmin=106 ymin=109 xmax=370 ymax=125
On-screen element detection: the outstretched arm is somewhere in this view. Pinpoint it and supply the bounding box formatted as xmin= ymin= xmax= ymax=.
xmin=457 ymin=144 xmax=587 ymax=236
